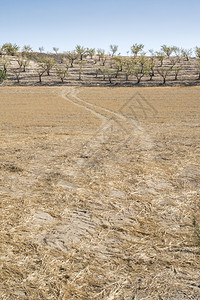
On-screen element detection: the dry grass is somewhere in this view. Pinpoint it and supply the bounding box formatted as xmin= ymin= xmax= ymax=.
xmin=0 ymin=86 xmax=200 ymax=299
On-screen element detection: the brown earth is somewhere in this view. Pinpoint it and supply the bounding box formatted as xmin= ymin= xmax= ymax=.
xmin=0 ymin=86 xmax=200 ymax=299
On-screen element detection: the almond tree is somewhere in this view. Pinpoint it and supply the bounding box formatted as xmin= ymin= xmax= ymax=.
xmin=195 ymin=47 xmax=200 ymax=58
xmin=97 ymin=49 xmax=105 ymax=62
xmin=1 ymin=43 xmax=19 ymax=56
xmin=113 ymin=56 xmax=124 ymax=71
xmin=16 ymin=55 xmax=30 ymax=72
xmin=100 ymin=66 xmax=109 ymax=81
xmin=106 ymin=68 xmax=115 ymax=84
xmin=22 ymin=58 xmax=30 ymax=72
xmin=172 ymin=64 xmax=183 ymax=80
xmin=38 ymin=57 xmax=55 ymax=75
xmin=86 ymin=48 xmax=95 ymax=59
xmin=181 ymin=48 xmax=193 ymax=61
xmin=161 ymin=45 xmax=175 ymax=57
xmin=100 ymin=67 xmax=114 ymax=83
xmin=39 ymin=47 xmax=44 ymax=53
xmin=56 ymin=66 xmax=69 ymax=83
xmin=148 ymin=50 xmax=156 ymax=80
xmin=75 ymin=45 xmax=86 ymax=61
xmin=78 ymin=60 xmax=86 ymax=80
xmin=53 ymin=47 xmax=59 ymax=54
xmin=13 ymin=68 xmax=22 ymax=83
xmin=36 ymin=67 xmax=46 ymax=83
xmin=22 ymin=45 xmax=33 ymax=57
xmin=147 ymin=59 xmax=156 ymax=81
xmin=156 ymin=51 xmax=166 ymax=67
xmin=123 ymin=58 xmax=134 ymax=81
xmin=95 ymin=68 xmax=101 ymax=78
xmin=113 ymin=56 xmax=124 ymax=78
xmin=132 ymin=56 xmax=149 ymax=84
xmin=173 ymin=46 xmax=181 ymax=57
xmin=110 ymin=45 xmax=118 ymax=56
xmin=131 ymin=43 xmax=144 ymax=57
xmin=196 ymin=59 xmax=200 ymax=80
xmin=61 ymin=57 xmax=70 ymax=69
xmin=0 ymin=56 xmax=10 ymax=73
xmin=101 ymin=55 xmax=107 ymax=66
xmin=66 ymin=51 xmax=78 ymax=67
xmin=157 ymin=66 xmax=173 ymax=84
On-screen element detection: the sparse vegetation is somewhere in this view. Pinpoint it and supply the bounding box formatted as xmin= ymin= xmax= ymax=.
xmin=1 ymin=43 xmax=19 ymax=56
xmin=0 ymin=42 xmax=200 ymax=86
xmin=0 ymin=69 xmax=7 ymax=83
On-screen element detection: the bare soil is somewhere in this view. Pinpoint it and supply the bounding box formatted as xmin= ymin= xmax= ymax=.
xmin=0 ymin=86 xmax=200 ymax=299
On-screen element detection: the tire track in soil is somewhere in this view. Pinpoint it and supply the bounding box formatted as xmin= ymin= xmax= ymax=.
xmin=61 ymin=86 xmax=155 ymax=154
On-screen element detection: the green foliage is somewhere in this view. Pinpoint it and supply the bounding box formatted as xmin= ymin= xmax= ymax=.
xmin=160 ymin=45 xmax=175 ymax=57
xmin=65 ymin=51 xmax=78 ymax=67
xmin=97 ymin=49 xmax=105 ymax=61
xmin=0 ymin=56 xmax=10 ymax=73
xmin=197 ymin=59 xmax=200 ymax=79
xmin=132 ymin=56 xmax=149 ymax=83
xmin=22 ymin=45 xmax=33 ymax=55
xmin=123 ymin=58 xmax=134 ymax=80
xmin=156 ymin=51 xmax=166 ymax=66
xmin=181 ymin=48 xmax=193 ymax=61
xmin=86 ymin=48 xmax=95 ymax=59
xmin=56 ymin=66 xmax=69 ymax=83
xmin=1 ymin=43 xmax=19 ymax=56
xmin=38 ymin=57 xmax=55 ymax=75
xmin=157 ymin=66 xmax=173 ymax=84
xmin=75 ymin=45 xmax=86 ymax=60
xmin=0 ymin=69 xmax=7 ymax=83
xmin=131 ymin=43 xmax=144 ymax=57
xmin=100 ymin=66 xmax=114 ymax=82
xmin=195 ymin=46 xmax=200 ymax=58
xmin=78 ymin=60 xmax=86 ymax=80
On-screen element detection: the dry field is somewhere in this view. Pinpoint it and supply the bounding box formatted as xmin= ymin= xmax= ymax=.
xmin=0 ymin=86 xmax=200 ymax=299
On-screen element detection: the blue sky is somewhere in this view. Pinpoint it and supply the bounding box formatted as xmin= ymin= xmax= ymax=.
xmin=1 ymin=0 xmax=200 ymax=54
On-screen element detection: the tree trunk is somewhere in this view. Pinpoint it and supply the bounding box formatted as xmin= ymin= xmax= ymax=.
xmin=163 ymin=77 xmax=166 ymax=84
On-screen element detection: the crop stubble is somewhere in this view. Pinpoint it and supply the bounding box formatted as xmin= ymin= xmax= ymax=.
xmin=0 ymin=86 xmax=200 ymax=299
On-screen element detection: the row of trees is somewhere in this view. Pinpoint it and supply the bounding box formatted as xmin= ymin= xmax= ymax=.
xmin=1 ymin=43 xmax=200 ymax=85
xmin=1 ymin=42 xmax=200 ymax=58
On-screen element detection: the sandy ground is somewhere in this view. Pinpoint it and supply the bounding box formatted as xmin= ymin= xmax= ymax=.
xmin=0 ymin=86 xmax=200 ymax=299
